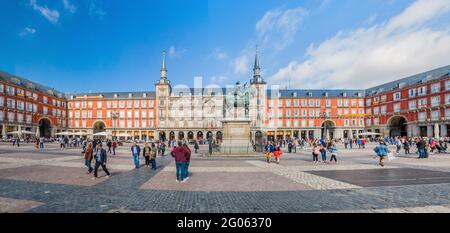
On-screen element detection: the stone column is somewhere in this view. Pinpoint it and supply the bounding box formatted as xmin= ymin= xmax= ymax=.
xmin=441 ymin=124 xmax=448 ymax=137
xmin=314 ymin=129 xmax=321 ymax=139
xmin=139 ymin=131 xmax=142 ymax=141
xmin=427 ymin=125 xmax=433 ymax=137
xmin=155 ymin=130 xmax=159 ymax=141
xmin=407 ymin=125 xmax=413 ymax=138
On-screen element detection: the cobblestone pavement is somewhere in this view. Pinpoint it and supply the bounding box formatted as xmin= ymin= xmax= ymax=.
xmin=1 ymin=142 xmax=450 ymax=213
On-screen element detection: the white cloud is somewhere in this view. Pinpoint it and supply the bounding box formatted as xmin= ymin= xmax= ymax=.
xmin=269 ymin=0 xmax=450 ymax=89
xmin=63 ymin=0 xmax=77 ymax=14
xmin=211 ymin=48 xmax=228 ymax=60
xmin=256 ymin=7 xmax=307 ymax=51
xmin=168 ymin=46 xmax=187 ymax=58
xmin=19 ymin=27 xmax=36 ymax=37
xmin=209 ymin=75 xmax=227 ymax=84
xmin=233 ymin=53 xmax=250 ymax=74
xmin=30 ymin=0 xmax=60 ymax=23
xmin=89 ymin=0 xmax=106 ymax=19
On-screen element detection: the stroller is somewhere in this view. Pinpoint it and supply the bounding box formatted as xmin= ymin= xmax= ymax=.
xmin=436 ymin=141 xmax=447 ymax=153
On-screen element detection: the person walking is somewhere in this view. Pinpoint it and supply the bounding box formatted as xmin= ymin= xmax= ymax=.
xmin=92 ymin=143 xmax=110 ymax=179
xmin=208 ymin=137 xmax=213 ymax=156
xmin=320 ymin=140 xmax=327 ymax=163
xmin=265 ymin=141 xmax=274 ymax=163
xmin=171 ymin=141 xmax=189 ymax=182
xmin=150 ymin=143 xmax=157 ymax=170
xmin=131 ymin=141 xmax=141 ymax=169
xmin=374 ymin=140 xmax=390 ymax=167
xmin=160 ymin=142 xmax=166 ymax=156
xmin=403 ymin=138 xmax=410 ymax=154
xmin=416 ymin=138 xmax=426 ymax=159
xmin=395 ymin=137 xmax=402 ymax=155
xmin=194 ymin=140 xmax=199 ymax=153
xmin=274 ymin=143 xmax=282 ymax=164
xmin=312 ymin=143 xmax=320 ymax=163
xmin=182 ymin=143 xmax=191 ymax=181
xmin=107 ymin=140 xmax=112 ymax=154
xmin=143 ymin=143 xmax=151 ymax=168
xmin=112 ymin=140 xmax=117 ymax=155
xmin=84 ymin=142 xmax=94 ymax=174
xmin=39 ymin=137 xmax=44 ymax=149
xmin=329 ymin=141 xmax=338 ymax=163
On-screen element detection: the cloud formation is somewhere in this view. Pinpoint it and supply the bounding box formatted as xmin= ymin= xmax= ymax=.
xmin=269 ymin=0 xmax=450 ymax=89
xmin=210 ymin=48 xmax=228 ymax=60
xmin=30 ymin=0 xmax=60 ymax=23
xmin=256 ymin=7 xmax=307 ymax=51
xmin=168 ymin=46 xmax=187 ymax=58
xmin=19 ymin=27 xmax=36 ymax=37
xmin=89 ymin=0 xmax=106 ymax=19
xmin=63 ymin=0 xmax=77 ymax=14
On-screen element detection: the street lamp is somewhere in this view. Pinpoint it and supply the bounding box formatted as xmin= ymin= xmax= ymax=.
xmin=111 ymin=110 xmax=119 ymax=140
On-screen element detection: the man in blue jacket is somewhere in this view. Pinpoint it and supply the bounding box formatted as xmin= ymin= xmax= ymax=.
xmin=92 ymin=143 xmax=110 ymax=179
xmin=131 ymin=141 xmax=141 ymax=169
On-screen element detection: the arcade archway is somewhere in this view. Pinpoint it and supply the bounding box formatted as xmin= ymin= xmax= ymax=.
xmin=321 ymin=120 xmax=335 ymax=139
xmin=93 ymin=121 xmax=106 ymax=134
xmin=388 ymin=116 xmax=408 ymax=137
xmin=38 ymin=118 xmax=52 ymax=138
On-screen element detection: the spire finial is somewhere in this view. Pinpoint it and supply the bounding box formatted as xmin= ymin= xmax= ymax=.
xmin=161 ymin=50 xmax=167 ymax=79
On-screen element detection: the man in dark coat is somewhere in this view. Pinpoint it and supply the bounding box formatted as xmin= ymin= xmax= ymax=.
xmin=92 ymin=143 xmax=110 ymax=179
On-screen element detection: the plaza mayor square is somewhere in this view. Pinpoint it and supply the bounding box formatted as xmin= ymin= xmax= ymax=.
xmin=1 ymin=0 xmax=450 ymax=217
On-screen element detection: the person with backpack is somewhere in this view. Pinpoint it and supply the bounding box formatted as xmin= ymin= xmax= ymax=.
xmin=160 ymin=142 xmax=166 ymax=156
xmin=374 ymin=140 xmax=390 ymax=167
xmin=107 ymin=140 xmax=112 ymax=154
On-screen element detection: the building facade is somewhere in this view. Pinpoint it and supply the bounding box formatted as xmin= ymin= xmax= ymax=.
xmin=0 ymin=71 xmax=68 ymax=139
xmin=1 ymin=50 xmax=449 ymax=141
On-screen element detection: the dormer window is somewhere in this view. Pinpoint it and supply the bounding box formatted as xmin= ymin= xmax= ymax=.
xmin=143 ymin=93 xmax=147 ymax=98
xmin=357 ymin=92 xmax=362 ymax=97
xmin=114 ymin=94 xmax=118 ymax=98
xmin=129 ymin=93 xmax=132 ymax=98
xmin=324 ymin=92 xmax=328 ymax=97
xmin=293 ymin=92 xmax=297 ymax=97
xmin=342 ymin=92 xmax=347 ymax=97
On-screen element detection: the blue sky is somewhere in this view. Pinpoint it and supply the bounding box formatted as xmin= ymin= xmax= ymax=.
xmin=1 ymin=0 xmax=450 ymax=93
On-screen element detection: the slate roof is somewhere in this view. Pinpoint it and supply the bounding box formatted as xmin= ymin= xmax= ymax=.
xmin=365 ymin=65 xmax=450 ymax=96
xmin=0 ymin=70 xmax=66 ymax=98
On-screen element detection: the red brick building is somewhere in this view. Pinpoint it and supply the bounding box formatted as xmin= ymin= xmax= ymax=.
xmin=0 ymin=71 xmax=68 ymax=138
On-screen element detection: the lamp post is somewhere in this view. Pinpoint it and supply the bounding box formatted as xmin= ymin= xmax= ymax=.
xmin=111 ymin=110 xmax=119 ymax=140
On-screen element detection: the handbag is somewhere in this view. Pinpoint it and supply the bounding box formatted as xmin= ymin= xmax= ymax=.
xmin=387 ymin=152 xmax=396 ymax=161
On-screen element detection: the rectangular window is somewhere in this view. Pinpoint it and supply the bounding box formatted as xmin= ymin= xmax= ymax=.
xmin=393 ymin=92 xmax=401 ymax=101
xmin=309 ymin=120 xmax=314 ymax=127
xmin=43 ymin=107 xmax=48 ymax=115
xmin=97 ymin=110 xmax=102 ymax=118
xmin=301 ymin=99 xmax=306 ymax=107
xmin=418 ymin=86 xmax=427 ymax=96
xmin=301 ymin=120 xmax=306 ymax=127
xmin=141 ymin=120 xmax=147 ymax=128
xmin=409 ymin=88 xmax=416 ymax=97
xmin=366 ymin=119 xmax=371 ymax=126
xmin=418 ymin=112 xmax=426 ymax=122
xmin=97 ymin=101 xmax=102 ymax=108
xmin=343 ymin=99 xmax=349 ymax=107
xmin=431 ymin=83 xmax=440 ymax=93
xmin=374 ymin=118 xmax=379 ymax=126
xmin=431 ymin=110 xmax=440 ymax=121
xmin=326 ymin=99 xmax=331 ymax=107
xmin=127 ymin=110 xmax=132 ymax=118
xmin=381 ymin=105 xmax=387 ymax=114
xmin=119 ymin=101 xmax=125 ymax=108
xmin=409 ymin=100 xmax=417 ymax=110
xmin=446 ymin=80 xmax=450 ymax=91
xmin=134 ymin=120 xmax=139 ymax=128
xmin=393 ymin=103 xmax=401 ymax=112
xmin=373 ymin=107 xmax=379 ymax=115
xmin=431 ymin=96 xmax=441 ymax=107
xmin=87 ymin=111 xmax=92 ymax=118
xmin=380 ymin=95 xmax=386 ymax=102
xmin=309 ymin=99 xmax=314 ymax=107
xmin=316 ymin=99 xmax=320 ymax=107
xmin=418 ymin=98 xmax=427 ymax=108
xmin=134 ymin=101 xmax=139 ymax=108
xmin=141 ymin=100 xmax=147 ymax=108
xmin=286 ymin=99 xmax=291 ymax=107
xmin=366 ymin=99 xmax=371 ymax=106
xmin=127 ymin=121 xmax=132 ymax=128
xmin=446 ymin=108 xmax=450 ymax=119
xmin=134 ymin=110 xmax=140 ymax=118
xmin=293 ymin=99 xmax=299 ymax=107
xmin=446 ymin=94 xmax=450 ymax=105
xmin=26 ymin=115 xmax=32 ymax=124
xmin=344 ymin=119 xmax=349 ymax=126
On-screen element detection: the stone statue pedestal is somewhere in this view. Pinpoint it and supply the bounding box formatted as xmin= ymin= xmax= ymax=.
xmin=221 ymin=119 xmax=252 ymax=154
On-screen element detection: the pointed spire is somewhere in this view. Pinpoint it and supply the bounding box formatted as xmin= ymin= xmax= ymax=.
xmin=254 ymin=45 xmax=260 ymax=71
xmin=252 ymin=45 xmax=264 ymax=84
xmin=160 ymin=50 xmax=167 ymax=79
